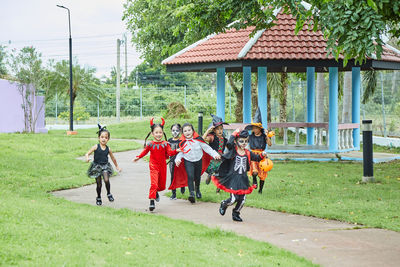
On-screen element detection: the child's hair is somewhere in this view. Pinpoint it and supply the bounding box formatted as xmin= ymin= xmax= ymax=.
xmin=235 ymin=130 xmax=249 ymax=140
xmin=182 ymin=123 xmax=195 ymax=132
xmin=97 ymin=124 xmax=110 ymax=138
xmin=144 ymin=118 xmax=167 ymax=147
xmin=171 ymin=123 xmax=182 ymax=131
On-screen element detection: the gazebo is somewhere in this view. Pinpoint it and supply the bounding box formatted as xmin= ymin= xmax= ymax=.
xmin=162 ymin=9 xmax=400 ymax=153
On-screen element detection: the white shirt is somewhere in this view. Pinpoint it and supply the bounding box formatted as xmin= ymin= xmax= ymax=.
xmin=175 ymin=138 xmax=219 ymax=163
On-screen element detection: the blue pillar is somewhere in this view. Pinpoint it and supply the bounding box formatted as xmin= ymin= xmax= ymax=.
xmin=257 ymin=67 xmax=268 ymax=129
xmin=329 ymin=67 xmax=339 ymax=151
xmin=216 ymin=67 xmax=225 ymax=121
xmin=352 ymin=67 xmax=361 ymax=149
xmin=243 ymin=66 xmax=252 ymax=123
xmin=306 ymin=67 xmax=315 ymax=145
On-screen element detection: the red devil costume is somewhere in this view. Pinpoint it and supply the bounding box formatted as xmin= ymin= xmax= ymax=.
xmin=135 ymin=118 xmax=177 ymax=201
xmin=169 ymin=127 xmax=219 ymax=203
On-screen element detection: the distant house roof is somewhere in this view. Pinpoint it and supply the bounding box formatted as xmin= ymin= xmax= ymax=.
xmin=163 ymin=12 xmax=400 ymax=72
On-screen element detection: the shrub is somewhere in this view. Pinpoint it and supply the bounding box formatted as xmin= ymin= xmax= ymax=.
xmin=58 ymin=106 xmax=90 ymax=122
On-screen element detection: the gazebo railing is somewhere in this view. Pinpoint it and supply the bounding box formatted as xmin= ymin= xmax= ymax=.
xmin=223 ymin=122 xmax=359 ymax=152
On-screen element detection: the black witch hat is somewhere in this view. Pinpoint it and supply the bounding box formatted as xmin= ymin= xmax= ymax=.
xmin=208 ymin=114 xmax=229 ymax=128
xmin=245 ymin=107 xmax=264 ymax=131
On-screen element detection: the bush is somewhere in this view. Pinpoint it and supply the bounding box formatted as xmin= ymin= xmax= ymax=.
xmin=58 ymin=106 xmax=90 ymax=122
xmin=164 ymin=102 xmax=190 ymax=119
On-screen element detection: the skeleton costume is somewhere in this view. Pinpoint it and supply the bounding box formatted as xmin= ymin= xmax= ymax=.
xmin=168 ymin=124 xmax=185 ymax=199
xmin=212 ymin=130 xmax=265 ymax=221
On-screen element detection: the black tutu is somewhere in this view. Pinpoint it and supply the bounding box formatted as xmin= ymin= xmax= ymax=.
xmin=87 ymin=162 xmax=114 ymax=178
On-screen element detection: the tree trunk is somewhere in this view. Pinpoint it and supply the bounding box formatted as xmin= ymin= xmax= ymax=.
xmin=279 ymin=72 xmax=288 ymax=137
xmin=228 ymin=73 xmax=243 ymax=122
xmin=391 ymin=71 xmax=398 ymax=95
xmin=251 ymin=74 xmax=258 ymax=115
xmin=267 ymin=87 xmax=271 ymax=123
xmin=316 ymin=73 xmax=325 ymax=122
xmin=342 ymin=71 xmax=352 ymax=123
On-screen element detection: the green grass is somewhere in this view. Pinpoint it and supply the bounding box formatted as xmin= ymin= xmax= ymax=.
xmin=0 ymin=133 xmax=314 ymax=266
xmin=191 ymin=160 xmax=400 ymax=232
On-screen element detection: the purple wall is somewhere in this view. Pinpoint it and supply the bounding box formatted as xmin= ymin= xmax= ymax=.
xmin=0 ymin=79 xmax=47 ymax=133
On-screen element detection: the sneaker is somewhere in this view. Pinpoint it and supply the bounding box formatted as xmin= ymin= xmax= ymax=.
xmin=180 ymin=187 xmax=185 ymax=194
xmin=188 ymin=191 xmax=196 ymax=203
xmin=219 ymin=201 xmax=227 ymax=216
xmin=170 ymin=192 xmax=177 ymax=200
xmin=149 ymin=200 xmax=155 ymax=211
xmin=107 ymin=194 xmax=114 ymax=202
xmin=155 ymin=192 xmax=160 ymax=202
xmin=232 ymin=211 xmax=243 ymax=222
xmin=205 ymin=174 xmax=211 ymax=185
xmin=96 ymin=197 xmax=102 ymax=206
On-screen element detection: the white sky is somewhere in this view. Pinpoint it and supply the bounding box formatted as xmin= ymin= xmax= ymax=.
xmin=0 ymin=0 xmax=143 ymax=79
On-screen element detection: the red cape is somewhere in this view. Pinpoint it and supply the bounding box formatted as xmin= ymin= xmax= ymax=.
xmin=169 ymin=132 xmax=212 ymax=190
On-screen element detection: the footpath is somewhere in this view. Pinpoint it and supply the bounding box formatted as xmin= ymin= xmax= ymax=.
xmin=53 ymin=150 xmax=400 ymax=267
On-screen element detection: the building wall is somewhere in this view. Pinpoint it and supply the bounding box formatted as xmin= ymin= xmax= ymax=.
xmin=0 ymin=79 xmax=47 ymax=133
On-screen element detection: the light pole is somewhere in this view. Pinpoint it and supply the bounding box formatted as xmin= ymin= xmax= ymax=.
xmin=57 ymin=4 xmax=74 ymax=132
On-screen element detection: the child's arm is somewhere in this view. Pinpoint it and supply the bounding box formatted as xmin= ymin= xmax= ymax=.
xmin=108 ymin=148 xmax=122 ymax=172
xmin=166 ymin=143 xmax=180 ymax=157
xmin=133 ymin=144 xmax=150 ymax=162
xmin=199 ymin=141 xmax=221 ymax=160
xmin=175 ymin=152 xmax=184 ymax=166
xmin=202 ymin=126 xmax=214 ymax=142
xmin=249 ymin=150 xmax=267 ymax=162
xmin=85 ymin=145 xmax=97 ymax=162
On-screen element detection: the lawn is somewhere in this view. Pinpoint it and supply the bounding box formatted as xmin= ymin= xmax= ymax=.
xmin=192 ymin=160 xmax=400 ymax=232
xmin=0 ymin=133 xmax=314 ymax=266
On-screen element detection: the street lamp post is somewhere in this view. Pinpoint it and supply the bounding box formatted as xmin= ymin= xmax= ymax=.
xmin=57 ymin=5 xmax=74 ymax=132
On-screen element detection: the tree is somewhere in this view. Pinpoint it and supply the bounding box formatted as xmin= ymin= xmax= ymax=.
xmin=47 ymin=60 xmax=102 ymax=106
xmin=9 ymin=47 xmax=48 ymax=132
xmin=0 ymin=45 xmax=8 ymax=77
xmin=342 ymin=72 xmax=352 ymax=123
xmin=175 ymin=0 xmax=400 ymax=66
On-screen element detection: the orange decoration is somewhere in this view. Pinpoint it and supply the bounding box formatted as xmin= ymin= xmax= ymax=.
xmin=267 ymin=131 xmax=275 ymax=138
xmin=259 ymin=158 xmax=273 ymax=172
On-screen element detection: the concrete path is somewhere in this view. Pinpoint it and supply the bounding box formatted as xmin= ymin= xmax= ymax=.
xmin=53 ymin=150 xmax=400 ymax=267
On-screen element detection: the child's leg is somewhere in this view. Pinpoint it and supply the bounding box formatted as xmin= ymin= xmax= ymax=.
xmin=95 ymin=177 xmax=102 ymax=198
xmin=193 ymin=159 xmax=202 ymax=198
xmin=102 ymin=171 xmax=111 ymax=195
xmin=232 ymin=194 xmax=245 ymax=222
xmin=149 ymin=169 xmax=159 ymax=200
xmin=219 ymin=193 xmax=236 ymax=215
xmin=184 ymin=161 xmax=196 ymax=193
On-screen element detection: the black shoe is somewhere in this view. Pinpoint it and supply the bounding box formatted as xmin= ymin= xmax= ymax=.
xmin=149 ymin=200 xmax=155 ymax=211
xmin=180 ymin=187 xmax=185 ymax=194
xmin=232 ymin=211 xmax=243 ymax=222
xmin=170 ymin=191 xmax=177 ymax=200
xmin=107 ymin=194 xmax=114 ymax=202
xmin=188 ymin=191 xmax=196 ymax=203
xmin=155 ymin=192 xmax=160 ymax=202
xmin=205 ymin=174 xmax=211 ymax=185
xmin=219 ymin=201 xmax=227 ymax=216
xmin=196 ymin=190 xmax=202 ymax=199
xmin=96 ymin=197 xmax=102 ymax=206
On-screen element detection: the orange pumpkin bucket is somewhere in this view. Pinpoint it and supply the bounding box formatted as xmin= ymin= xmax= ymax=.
xmin=259 ymin=158 xmax=273 ymax=172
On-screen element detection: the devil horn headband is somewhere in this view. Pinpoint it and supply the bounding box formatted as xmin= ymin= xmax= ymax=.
xmin=150 ymin=117 xmax=165 ymax=127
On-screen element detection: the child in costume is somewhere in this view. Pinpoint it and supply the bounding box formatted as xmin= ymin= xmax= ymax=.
xmin=86 ymin=124 xmax=122 ymax=206
xmin=168 ymin=123 xmax=185 ymax=200
xmin=171 ymin=123 xmax=221 ymax=203
xmin=203 ymin=115 xmax=228 ymax=192
xmin=133 ymin=118 xmax=179 ymax=211
xmin=212 ymin=128 xmax=267 ymax=222
xmin=245 ymin=107 xmax=272 ymax=194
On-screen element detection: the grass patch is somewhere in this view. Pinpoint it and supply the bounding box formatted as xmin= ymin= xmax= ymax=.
xmin=192 ymin=160 xmax=400 ymax=232
xmin=0 ymin=133 xmax=314 ymax=266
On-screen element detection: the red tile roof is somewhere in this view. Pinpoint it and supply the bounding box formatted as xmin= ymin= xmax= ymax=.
xmin=163 ymin=11 xmax=400 ymax=65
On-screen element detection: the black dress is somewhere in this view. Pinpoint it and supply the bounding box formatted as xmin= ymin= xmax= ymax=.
xmin=87 ymin=144 xmax=114 ymax=178
xmin=212 ymin=136 xmax=264 ymax=194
